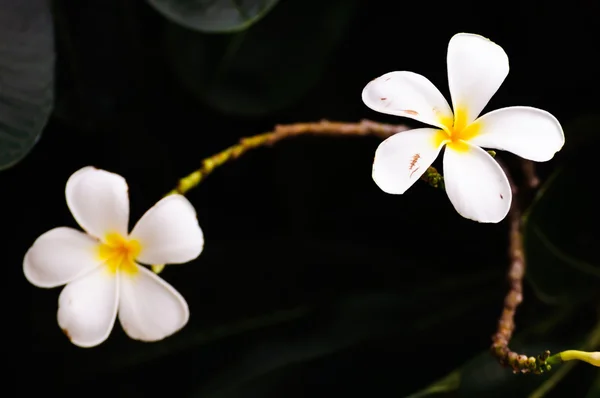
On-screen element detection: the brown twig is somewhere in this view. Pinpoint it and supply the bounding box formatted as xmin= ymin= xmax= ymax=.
xmin=168 ymin=119 xmax=550 ymax=374
xmin=164 ymin=119 xmax=560 ymax=375
xmin=152 ymin=119 xmax=443 ymax=274
xmin=490 ymin=160 xmax=553 ymax=374
xmin=168 ymin=119 xmax=445 ymax=196
xmin=521 ymin=160 xmax=541 ymax=189
xmin=269 ymin=119 xmax=407 ymax=141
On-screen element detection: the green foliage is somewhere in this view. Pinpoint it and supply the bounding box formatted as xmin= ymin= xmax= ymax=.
xmin=404 ymin=300 xmax=600 ymax=398
xmin=584 ymin=371 xmax=600 ymax=398
xmin=147 ymin=0 xmax=280 ymax=33
xmin=165 ymin=0 xmax=359 ymax=117
xmin=10 ymin=0 xmax=598 ymax=396
xmin=43 ymin=240 xmax=503 ymax=396
xmin=193 ymin=287 xmax=499 ymax=397
xmin=401 ymin=115 xmax=600 ymax=397
xmin=0 ymin=1 xmax=54 ymax=170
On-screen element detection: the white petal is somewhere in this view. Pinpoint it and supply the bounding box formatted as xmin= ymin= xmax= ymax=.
xmin=362 ymin=71 xmax=453 ymax=129
xmin=129 ymin=194 xmax=204 ymax=265
xmin=57 ymin=266 xmax=119 ymax=348
xmin=372 ymin=128 xmax=446 ymax=194
xmin=24 ymin=227 xmax=102 ymax=288
xmin=468 ymin=107 xmax=565 ymax=162
xmin=443 ymin=143 xmax=511 ymax=223
xmin=118 ymin=266 xmax=189 ymax=342
xmin=447 ymin=33 xmax=509 ymax=125
xmin=65 ymin=166 xmax=130 ymax=240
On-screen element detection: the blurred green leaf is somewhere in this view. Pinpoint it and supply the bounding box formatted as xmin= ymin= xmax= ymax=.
xmin=405 ymin=371 xmax=461 ymax=398
xmin=191 ymin=280 xmax=501 ymax=397
xmin=584 ymin=370 xmax=600 ymax=398
xmin=0 ymin=1 xmax=54 ymax=169
xmin=405 ymin=299 xmax=590 ymax=398
xmin=47 ymin=240 xmax=501 ymax=396
xmin=165 ymin=0 xmax=359 ymax=117
xmin=523 ymin=153 xmax=599 ymax=304
xmin=104 ymin=306 xmax=310 ymax=373
xmin=528 ymin=316 xmax=600 ymax=398
xmin=147 ymin=0 xmax=280 ymax=33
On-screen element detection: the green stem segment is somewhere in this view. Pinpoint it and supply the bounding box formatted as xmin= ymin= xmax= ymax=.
xmin=559 ymin=350 xmax=600 ymax=366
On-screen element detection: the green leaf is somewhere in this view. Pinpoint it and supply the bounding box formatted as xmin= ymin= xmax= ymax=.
xmin=523 ymin=153 xmax=599 ymax=304
xmin=404 ymin=299 xmax=589 ymax=398
xmin=191 ymin=281 xmax=501 ymax=397
xmin=584 ymin=370 xmax=600 ymax=398
xmin=47 ymin=240 xmax=501 ymax=396
xmin=165 ymin=0 xmax=359 ymax=117
xmin=0 ymin=1 xmax=54 ymax=170
xmin=147 ymin=0 xmax=280 ymax=33
xmin=404 ymin=371 xmax=461 ymax=398
xmin=103 ymin=306 xmax=310 ymax=374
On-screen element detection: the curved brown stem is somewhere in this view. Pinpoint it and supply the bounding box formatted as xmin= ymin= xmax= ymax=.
xmin=490 ymin=160 xmax=553 ymax=374
xmin=168 ymin=119 xmax=444 ymax=196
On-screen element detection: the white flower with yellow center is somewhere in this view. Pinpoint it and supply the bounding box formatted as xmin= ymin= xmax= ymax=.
xmin=23 ymin=166 xmax=204 ymax=347
xmin=362 ymin=33 xmax=565 ymax=223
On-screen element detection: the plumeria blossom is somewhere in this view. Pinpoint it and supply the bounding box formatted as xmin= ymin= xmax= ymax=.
xmin=362 ymin=33 xmax=564 ymax=223
xmin=24 ymin=166 xmax=204 ymax=347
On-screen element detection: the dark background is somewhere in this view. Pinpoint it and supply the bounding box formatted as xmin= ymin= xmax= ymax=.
xmin=2 ymin=0 xmax=599 ymax=397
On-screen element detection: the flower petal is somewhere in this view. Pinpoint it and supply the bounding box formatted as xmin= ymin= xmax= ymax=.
xmin=57 ymin=265 xmax=119 ymax=347
xmin=468 ymin=106 xmax=565 ymax=162
xmin=65 ymin=166 xmax=130 ymax=240
xmin=118 ymin=266 xmax=189 ymax=342
xmin=443 ymin=143 xmax=511 ymax=223
xmin=372 ymin=128 xmax=446 ymax=194
xmin=24 ymin=227 xmax=102 ymax=288
xmin=362 ymin=71 xmax=453 ymax=129
xmin=447 ymin=33 xmax=509 ymax=125
xmin=130 ymin=195 xmax=204 ymax=265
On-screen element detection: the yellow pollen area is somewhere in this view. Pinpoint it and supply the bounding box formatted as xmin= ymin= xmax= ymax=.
xmin=98 ymin=232 xmax=141 ymax=275
xmin=432 ymin=107 xmax=481 ymax=152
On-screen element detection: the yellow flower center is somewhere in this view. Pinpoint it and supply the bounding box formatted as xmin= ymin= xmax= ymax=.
xmin=98 ymin=232 xmax=141 ymax=275
xmin=433 ymin=107 xmax=481 ymax=152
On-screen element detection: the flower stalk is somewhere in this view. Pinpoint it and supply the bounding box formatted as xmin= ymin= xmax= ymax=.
xmin=166 ymin=119 xmax=447 ymax=197
xmin=159 ymin=120 xmax=563 ymax=377
xmin=490 ymin=160 xmax=559 ymax=374
xmin=153 ymin=120 xmax=444 ymax=276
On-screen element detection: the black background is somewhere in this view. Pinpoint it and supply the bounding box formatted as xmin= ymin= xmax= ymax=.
xmin=2 ymin=0 xmax=599 ymax=397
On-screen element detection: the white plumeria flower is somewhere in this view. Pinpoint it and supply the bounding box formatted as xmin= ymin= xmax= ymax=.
xmin=362 ymin=33 xmax=565 ymax=223
xmin=23 ymin=166 xmax=204 ymax=348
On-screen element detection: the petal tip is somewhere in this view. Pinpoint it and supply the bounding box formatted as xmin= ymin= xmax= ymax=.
xmin=457 ymin=205 xmax=511 ymax=224
xmin=64 ymin=332 xmax=108 ymax=348
xmin=65 ymin=166 xmax=130 ymax=239
xmin=23 ymin=251 xmax=54 ymax=289
xmin=458 ymin=195 xmax=512 ymax=224
xmin=119 ymin=275 xmax=190 ymax=343
xmin=448 ymin=32 xmax=508 ymax=63
xmin=450 ymin=32 xmax=495 ymax=45
xmin=22 ymin=250 xmax=43 ymax=288
xmin=61 ymin=327 xmax=72 ymax=340
xmin=371 ymin=165 xmax=409 ymax=195
xmin=58 ymin=317 xmax=112 ymax=348
xmin=443 ymin=144 xmax=512 ymax=224
xmin=22 ymin=243 xmax=64 ymax=289
xmin=131 ymin=193 xmax=204 ymax=265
